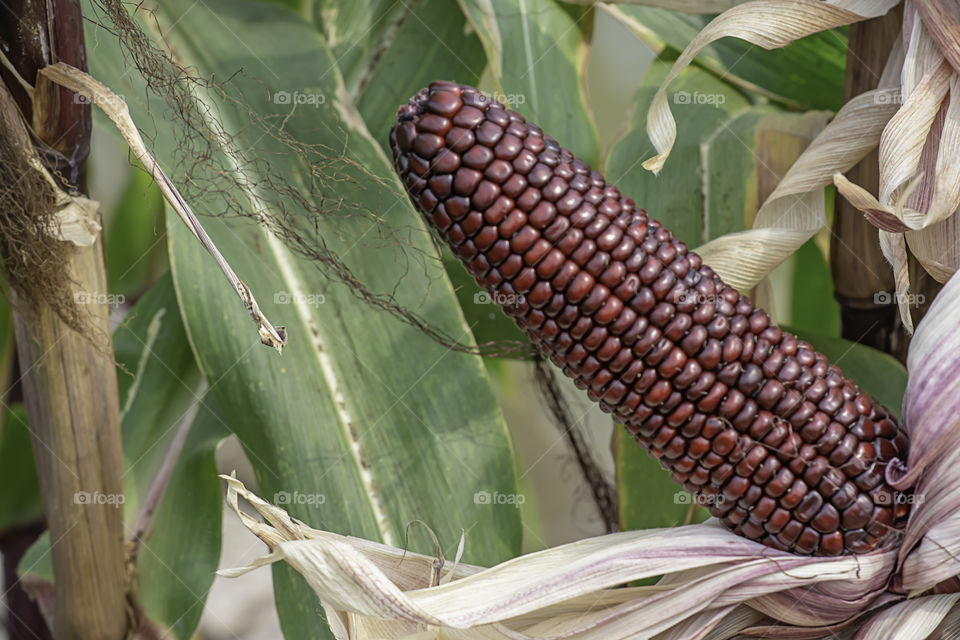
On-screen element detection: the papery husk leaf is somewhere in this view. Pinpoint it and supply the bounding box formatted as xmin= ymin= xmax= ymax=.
xmin=852 ymin=594 xmax=960 ymax=639
xmin=879 ymin=230 xmax=915 ymax=332
xmin=745 ymin=576 xmax=895 ymax=627
xmin=220 ymin=476 xmax=900 ymax=639
xmin=651 ymin=605 xmax=741 ymax=640
xmin=694 ymin=89 xmax=898 ymax=291
xmin=692 ymin=605 xmax=765 ymax=640
xmin=741 ymin=601 xmax=901 ymax=640
xmin=835 ymin=10 xmax=960 ymax=289
xmin=878 ymin=64 xmax=953 ymax=215
xmin=901 ymin=61 xmax=960 ymax=284
xmin=891 ymin=271 xmax=960 ymax=591
xmin=902 ymin=495 xmax=960 ymax=592
xmin=642 ymin=0 xmax=899 ymax=174
xmin=930 ymin=605 xmax=960 ymax=637
xmin=891 ymin=265 xmax=960 ymax=488
xmin=916 ymin=0 xmax=960 ymax=76
xmin=833 ymin=174 xmax=915 ymax=233
xmin=903 ymin=4 xmax=943 ymax=87
xmin=906 ymin=216 xmax=960 ymax=283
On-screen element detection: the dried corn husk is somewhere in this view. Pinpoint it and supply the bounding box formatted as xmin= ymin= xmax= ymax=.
xmin=216 ymin=269 xmax=960 ymax=638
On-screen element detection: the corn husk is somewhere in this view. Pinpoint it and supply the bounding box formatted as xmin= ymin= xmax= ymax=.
xmin=831 ymin=2 xmax=960 ymax=327
xmin=221 ymin=474 xmax=901 ymax=639
xmin=217 ymin=269 xmax=960 ymax=639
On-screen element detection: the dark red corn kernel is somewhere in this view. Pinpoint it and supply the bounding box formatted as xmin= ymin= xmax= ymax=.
xmin=390 ymin=82 xmax=909 ymax=556
xmin=476 ymin=121 xmax=504 ymax=146
xmin=446 ymin=127 xmax=475 ymax=153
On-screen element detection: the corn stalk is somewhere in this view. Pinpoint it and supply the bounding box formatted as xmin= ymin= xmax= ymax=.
xmin=830 ymin=8 xmax=906 ymax=355
xmin=0 ymin=1 xmax=127 ymax=638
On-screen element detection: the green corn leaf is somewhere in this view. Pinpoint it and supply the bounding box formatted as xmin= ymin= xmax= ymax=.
xmin=0 ymin=406 xmax=43 ymax=532
xmin=84 ymin=1 xmax=522 ymax=637
xmin=357 ymin=0 xmax=487 ymax=153
xmin=606 ymin=60 xmax=754 ymax=247
xmin=458 ymin=0 xmax=600 ymax=168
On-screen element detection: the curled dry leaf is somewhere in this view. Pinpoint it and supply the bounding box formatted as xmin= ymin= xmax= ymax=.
xmin=641 ymin=0 xmax=899 ymax=174
xmin=635 ymin=0 xmax=960 ymax=331
xmin=219 ymin=474 xmax=891 ymax=638
xmin=691 ymin=89 xmax=899 ymax=291
xmin=880 ymin=230 xmax=915 ymax=332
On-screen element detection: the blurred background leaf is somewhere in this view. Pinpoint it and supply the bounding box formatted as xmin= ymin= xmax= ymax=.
xmin=357 ymin=0 xmax=487 ymax=152
xmin=0 ymin=406 xmax=43 ymax=532
xmin=308 ymin=0 xmax=409 ymax=97
xmin=615 ymin=426 xmax=708 ymax=532
xmin=114 ymin=274 xmax=226 ymax=639
xmin=606 ymin=60 xmax=754 ymax=247
xmin=104 ymin=167 xmax=166 ymax=301
xmin=459 ymin=0 xmax=600 ymax=167
xmin=785 ymin=237 xmax=842 ymax=337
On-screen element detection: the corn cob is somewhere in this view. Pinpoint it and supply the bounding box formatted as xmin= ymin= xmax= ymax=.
xmin=389 ymin=81 xmax=910 ymax=556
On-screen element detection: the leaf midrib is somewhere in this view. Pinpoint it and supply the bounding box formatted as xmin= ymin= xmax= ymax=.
xmin=142 ymin=9 xmax=393 ymax=543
